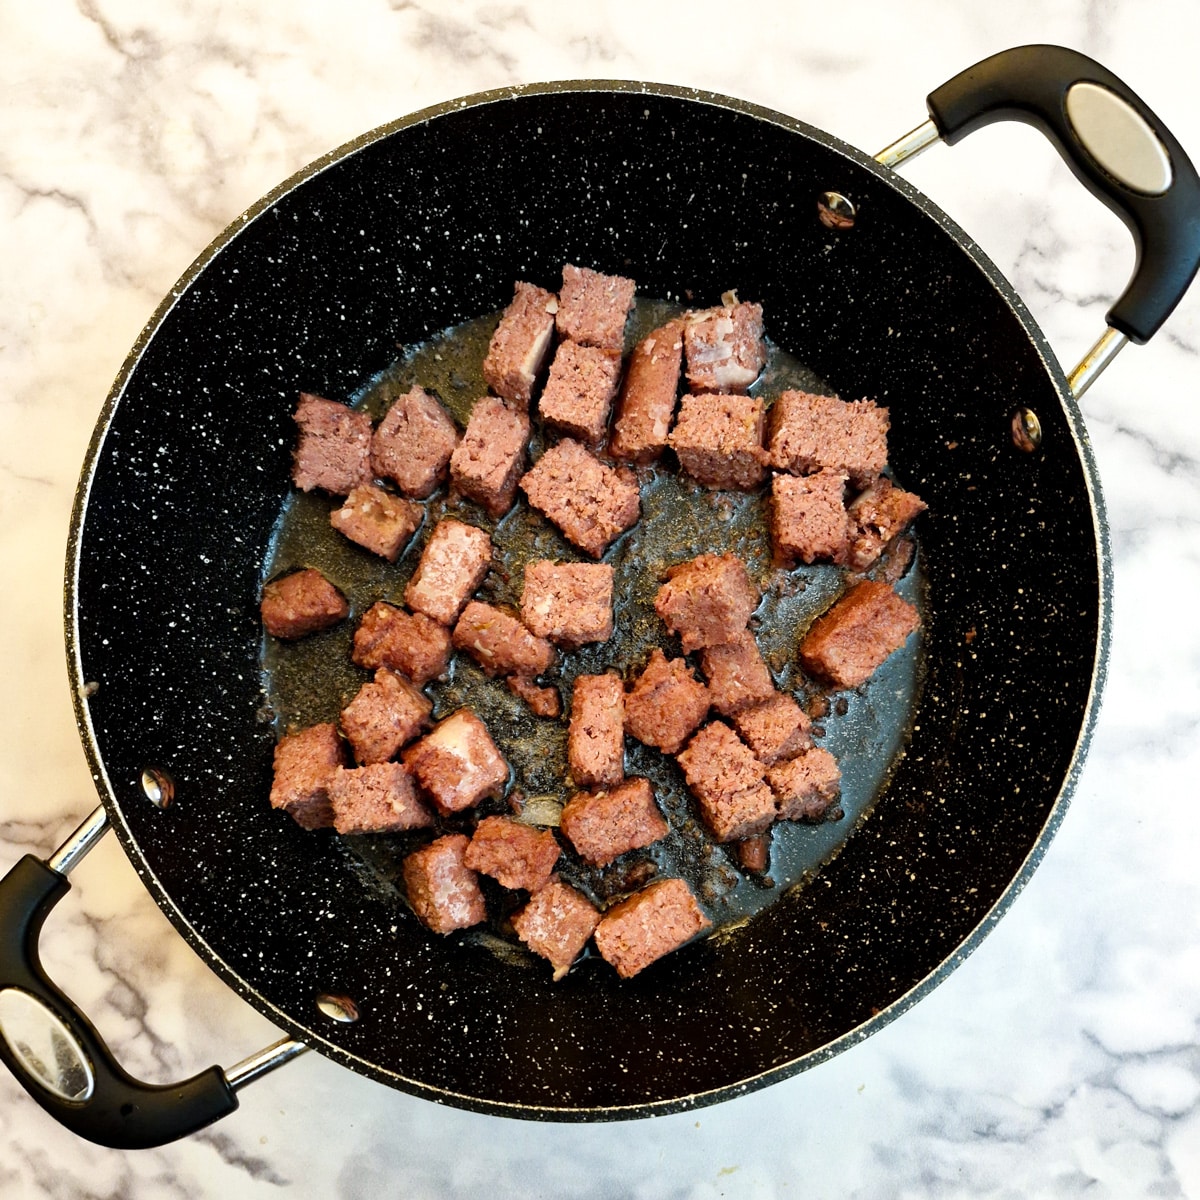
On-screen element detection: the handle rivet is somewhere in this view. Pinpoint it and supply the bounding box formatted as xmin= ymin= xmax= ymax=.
xmin=315 ymin=993 xmax=359 ymax=1024
xmin=1011 ymin=408 xmax=1042 ymax=452
xmin=140 ymin=767 xmax=175 ymax=808
xmin=817 ymin=191 xmax=857 ymax=229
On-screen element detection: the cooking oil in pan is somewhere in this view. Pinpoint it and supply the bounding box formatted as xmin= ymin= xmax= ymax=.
xmin=260 ymin=299 xmax=927 ymax=944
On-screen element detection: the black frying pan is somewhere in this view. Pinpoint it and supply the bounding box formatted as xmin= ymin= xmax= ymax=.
xmin=2 ymin=45 xmax=1198 ymax=1149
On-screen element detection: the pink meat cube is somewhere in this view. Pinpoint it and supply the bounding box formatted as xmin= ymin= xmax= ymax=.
xmin=453 ymin=600 xmax=556 ymax=678
xmin=668 ymin=393 xmax=768 ymax=490
xmin=559 ymin=777 xmax=669 ymax=867
xmin=402 ymin=710 xmax=509 ymax=815
xmin=555 ymin=263 xmax=637 ymax=351
xmin=519 ymin=560 xmax=614 ymax=649
xmin=483 ymin=281 xmax=558 ymax=406
xmin=676 ymin=721 xmax=775 ymax=843
xmin=654 ymin=553 xmax=759 ymax=653
xmin=464 ymin=815 xmax=561 ymax=892
xmin=291 ymin=393 xmax=373 ymax=495
xmin=539 ymin=342 xmax=622 ymax=445
xmin=328 ymin=761 xmax=435 ymax=834
xmin=351 ymin=602 xmax=452 ymax=685
xmin=404 ymin=519 xmax=492 ymax=627
xmin=449 ymin=396 xmax=531 ymax=518
xmin=511 ymin=880 xmax=601 ymax=980
xmin=699 ymin=629 xmax=775 ymax=717
xmin=506 ymin=676 xmax=562 ymax=718
xmin=610 ymin=319 xmax=684 ymax=463
xmin=770 ymin=469 xmax=851 ymax=566
xmin=370 ymin=385 xmax=459 ymax=499
xmin=330 ymin=485 xmax=423 ymax=562
xmin=269 ymin=723 xmax=343 ymax=829
xmin=261 ymin=568 xmax=349 ymax=640
xmin=767 ymin=391 xmax=889 ymax=488
xmin=568 ymin=673 xmax=625 ymax=788
xmin=767 ymin=745 xmax=842 ymax=821
xmin=339 ymin=668 xmax=432 ymax=765
xmin=682 ymin=301 xmax=766 ymax=394
xmin=402 ymin=834 xmax=487 ymax=934
xmin=732 ymin=693 xmax=813 ymax=765
xmin=846 ymin=476 xmax=927 ymax=571
xmin=594 ymin=878 xmax=712 ymax=979
xmin=623 ymin=648 xmax=710 ymax=755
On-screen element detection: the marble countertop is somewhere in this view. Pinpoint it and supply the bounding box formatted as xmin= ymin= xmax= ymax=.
xmin=3 ymin=1 xmax=1200 ymax=1195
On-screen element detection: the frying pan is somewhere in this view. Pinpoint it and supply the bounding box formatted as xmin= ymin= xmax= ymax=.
xmin=2 ymin=45 xmax=1198 ymax=1149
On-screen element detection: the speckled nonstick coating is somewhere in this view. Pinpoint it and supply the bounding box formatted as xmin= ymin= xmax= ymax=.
xmin=66 ymin=82 xmax=1108 ymax=1119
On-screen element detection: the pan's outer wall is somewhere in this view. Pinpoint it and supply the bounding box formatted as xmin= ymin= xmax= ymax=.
xmin=66 ymin=83 xmax=1106 ymax=1118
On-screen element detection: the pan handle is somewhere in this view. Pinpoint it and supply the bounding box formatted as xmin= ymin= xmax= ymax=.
xmin=922 ymin=44 xmax=1200 ymax=346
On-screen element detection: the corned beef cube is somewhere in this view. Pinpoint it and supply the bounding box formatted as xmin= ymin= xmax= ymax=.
xmin=483 ymin=281 xmax=558 ymax=405
xmin=798 ymin=580 xmax=920 ymax=689
xmin=340 ymin=668 xmax=432 ymax=764
xmin=330 ymin=485 xmax=423 ymax=562
xmin=520 ymin=560 xmax=614 ymax=649
xmin=328 ymin=761 xmax=435 ymax=834
xmin=668 ymin=393 xmax=768 ymax=490
xmin=623 ymin=649 xmax=709 ymax=755
xmin=676 ymin=721 xmax=775 ymax=843
xmin=403 ymin=710 xmax=509 ymax=815
xmin=449 ymin=396 xmax=531 ymax=518
xmin=846 ymin=476 xmax=927 ymax=571
xmin=261 ymin=568 xmax=349 ymax=640
xmin=733 ymin=693 xmax=813 ymax=765
xmin=402 ymin=834 xmax=487 ymax=934
xmin=291 ymin=393 xmax=372 ymax=495
xmin=610 ymin=319 xmax=684 ymax=463
xmin=559 ymin=777 xmax=669 ymax=867
xmin=654 ymin=552 xmax=759 ymax=652
xmin=519 ymin=439 xmax=640 ymax=558
xmin=699 ymin=630 xmax=775 ymax=716
xmin=594 ymin=878 xmax=712 ymax=979
xmin=538 ymin=342 xmax=622 ymax=445
xmin=464 ymin=815 xmax=560 ymax=892
xmin=351 ymin=602 xmax=452 ymax=685
xmin=555 ymin=264 xmax=637 ymax=351
xmin=269 ymin=723 xmax=343 ymax=829
xmin=507 ymin=676 xmax=562 ymax=718
xmin=735 ymin=833 xmax=771 ymax=874
xmin=512 ymin=880 xmax=601 ymax=980
xmin=568 ymin=673 xmax=625 ymax=788
xmin=682 ymin=301 xmax=765 ymax=394
xmin=883 ymin=536 xmax=916 ymax=584
xmin=453 ymin=600 xmax=556 ymax=678
xmin=770 ymin=469 xmax=851 ymax=566
xmin=768 ymin=391 xmax=889 ymax=488
xmin=767 ymin=745 xmax=842 ymax=821
xmin=370 ymin=385 xmax=459 ymax=499
xmin=404 ymin=519 xmax=492 ymax=627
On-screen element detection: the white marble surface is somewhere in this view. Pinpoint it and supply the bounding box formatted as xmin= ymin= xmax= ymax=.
xmin=3 ymin=1 xmax=1200 ymax=1195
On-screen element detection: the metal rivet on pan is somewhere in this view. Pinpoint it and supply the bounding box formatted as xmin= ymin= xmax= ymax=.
xmin=315 ymin=994 xmax=360 ymax=1024
xmin=140 ymin=767 xmax=174 ymax=808
xmin=1011 ymin=408 xmax=1043 ymax=452
xmin=817 ymin=191 xmax=856 ymax=229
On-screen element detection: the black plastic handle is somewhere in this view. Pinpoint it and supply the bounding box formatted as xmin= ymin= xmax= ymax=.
xmin=927 ymin=44 xmax=1200 ymax=344
xmin=0 ymin=854 xmax=238 ymax=1149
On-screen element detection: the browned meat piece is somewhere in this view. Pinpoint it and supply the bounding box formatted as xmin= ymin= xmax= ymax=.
xmin=506 ymin=675 xmax=562 ymax=718
xmin=453 ymin=600 xmax=556 ymax=678
xmin=519 ymin=560 xmax=614 ymax=649
xmin=610 ymin=319 xmax=684 ymax=463
xmin=676 ymin=721 xmax=775 ymax=843
xmin=519 ymin=439 xmax=640 ymax=558
xmin=846 ymin=476 xmax=927 ymax=571
xmin=261 ymin=568 xmax=349 ymax=640
xmin=291 ymin=392 xmax=373 ymax=495
xmin=339 ymin=668 xmax=432 ymax=765
xmin=482 ymin=281 xmax=558 ymax=405
xmin=351 ymin=602 xmax=452 ymax=686
xmin=449 ymin=396 xmax=531 ymax=518
xmin=269 ymin=723 xmax=343 ymax=829
xmin=511 ymin=880 xmax=601 ymax=980
xmin=767 ymin=745 xmax=842 ymax=821
xmin=330 ymin=485 xmax=423 ymax=562
xmin=567 ymin=673 xmax=625 ymax=788
xmin=735 ymin=833 xmax=771 ymax=874
xmin=883 ymin=536 xmax=916 ymax=584
xmin=668 ymin=393 xmax=768 ymax=490
xmin=402 ymin=710 xmax=509 ymax=815
xmin=555 ymin=263 xmax=636 ymax=350
xmin=370 ymin=385 xmax=459 ymax=499
xmin=732 ymin=693 xmax=813 ymax=765
xmin=799 ymin=580 xmax=920 ymax=689
xmin=402 ymin=834 xmax=487 ymax=934
xmin=538 ymin=342 xmax=622 ymax=445
xmin=559 ymin=777 xmax=669 ymax=867
xmin=768 ymin=391 xmax=889 ymax=488
xmin=770 ymin=469 xmax=851 ymax=566
xmin=699 ymin=630 xmax=775 ymax=716
xmin=464 ymin=815 xmax=561 ymax=892
xmin=328 ymin=761 xmax=435 ymax=834
xmin=404 ymin=519 xmax=492 ymax=627
xmin=682 ymin=301 xmax=765 ymax=394
xmin=594 ymin=878 xmax=712 ymax=979
xmin=654 ymin=552 xmax=759 ymax=652
xmin=623 ymin=648 xmax=709 ymax=755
